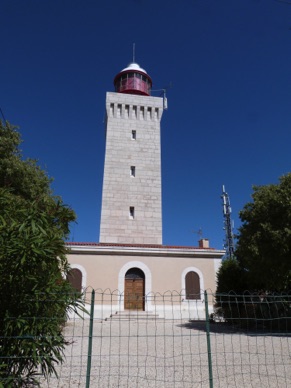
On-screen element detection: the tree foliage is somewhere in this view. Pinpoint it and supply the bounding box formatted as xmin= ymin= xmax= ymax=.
xmin=236 ymin=174 xmax=291 ymax=291
xmin=216 ymin=258 xmax=245 ymax=294
xmin=0 ymin=121 xmax=84 ymax=387
xmin=0 ymin=123 xmax=52 ymax=203
xmin=217 ymin=174 xmax=291 ymax=294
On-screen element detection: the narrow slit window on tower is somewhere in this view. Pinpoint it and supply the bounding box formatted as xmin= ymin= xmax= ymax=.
xmin=155 ymin=108 xmax=159 ymax=120
xmin=129 ymin=206 xmax=135 ymax=219
xmin=130 ymin=166 xmax=136 ymax=177
xmin=131 ymin=130 xmax=136 ymax=140
xmin=147 ymin=107 xmax=152 ymax=119
xmin=117 ymin=104 xmax=122 ymax=117
xmin=110 ymin=103 xmax=114 ymax=116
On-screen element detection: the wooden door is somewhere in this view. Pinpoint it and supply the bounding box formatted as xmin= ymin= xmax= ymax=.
xmin=124 ymin=278 xmax=145 ymax=310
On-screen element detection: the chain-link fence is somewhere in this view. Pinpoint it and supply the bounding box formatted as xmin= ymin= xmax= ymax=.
xmin=1 ymin=290 xmax=290 ymax=387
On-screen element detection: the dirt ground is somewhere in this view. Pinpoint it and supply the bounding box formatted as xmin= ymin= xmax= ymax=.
xmin=40 ymin=317 xmax=291 ymax=387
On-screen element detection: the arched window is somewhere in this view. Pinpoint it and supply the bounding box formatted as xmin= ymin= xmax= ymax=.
xmin=67 ymin=268 xmax=82 ymax=292
xmin=185 ymin=271 xmax=200 ymax=300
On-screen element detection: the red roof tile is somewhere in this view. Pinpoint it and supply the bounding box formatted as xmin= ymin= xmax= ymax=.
xmin=66 ymin=242 xmax=215 ymax=250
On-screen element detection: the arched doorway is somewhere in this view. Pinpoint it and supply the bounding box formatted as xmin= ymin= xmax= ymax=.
xmin=124 ymin=268 xmax=145 ymax=310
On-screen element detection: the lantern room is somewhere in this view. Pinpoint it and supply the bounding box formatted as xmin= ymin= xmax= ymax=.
xmin=114 ymin=62 xmax=152 ymax=96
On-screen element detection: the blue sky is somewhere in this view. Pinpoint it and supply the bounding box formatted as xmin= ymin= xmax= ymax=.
xmin=1 ymin=0 xmax=291 ymax=249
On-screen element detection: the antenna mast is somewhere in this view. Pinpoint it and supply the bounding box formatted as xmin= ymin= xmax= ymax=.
xmin=0 ymin=107 xmax=6 ymax=122
xmin=221 ymin=185 xmax=235 ymax=259
xmin=132 ymin=43 xmax=135 ymax=63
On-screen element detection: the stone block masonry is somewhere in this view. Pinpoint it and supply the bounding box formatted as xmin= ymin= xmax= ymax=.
xmin=99 ymin=92 xmax=164 ymax=244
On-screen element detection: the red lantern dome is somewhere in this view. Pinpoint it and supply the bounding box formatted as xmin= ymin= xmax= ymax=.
xmin=114 ymin=62 xmax=152 ymax=96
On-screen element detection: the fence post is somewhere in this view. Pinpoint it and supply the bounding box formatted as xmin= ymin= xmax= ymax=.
xmin=86 ymin=289 xmax=95 ymax=388
xmin=204 ymin=290 xmax=214 ymax=388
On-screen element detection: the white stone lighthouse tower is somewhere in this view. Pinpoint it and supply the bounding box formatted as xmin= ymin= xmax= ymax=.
xmin=99 ymin=62 xmax=164 ymax=244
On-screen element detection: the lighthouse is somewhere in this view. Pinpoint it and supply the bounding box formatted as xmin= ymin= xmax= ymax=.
xmin=99 ymin=61 xmax=164 ymax=244
xmin=67 ymin=59 xmax=225 ymax=312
